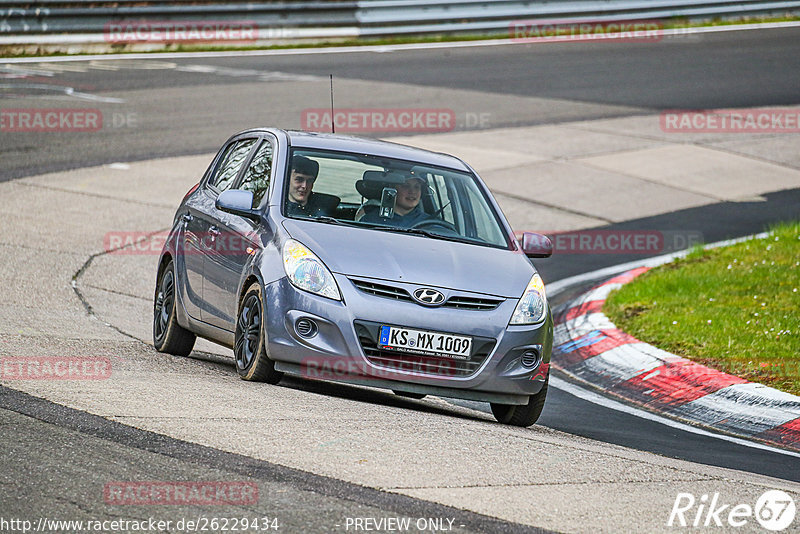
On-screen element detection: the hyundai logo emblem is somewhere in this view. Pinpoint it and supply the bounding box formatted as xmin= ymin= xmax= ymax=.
xmin=413 ymin=288 xmax=445 ymax=306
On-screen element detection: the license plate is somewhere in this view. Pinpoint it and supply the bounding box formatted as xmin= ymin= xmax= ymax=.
xmin=378 ymin=325 xmax=472 ymax=360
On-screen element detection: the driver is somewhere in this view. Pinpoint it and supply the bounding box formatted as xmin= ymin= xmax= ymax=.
xmin=360 ymin=175 xmax=432 ymax=227
xmin=286 ymin=155 xmax=325 ymax=217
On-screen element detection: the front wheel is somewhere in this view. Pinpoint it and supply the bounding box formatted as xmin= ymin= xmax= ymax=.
xmin=491 ymin=378 xmax=548 ymax=427
xmin=153 ymin=259 xmax=196 ymax=356
xmin=235 ymin=283 xmax=283 ymax=384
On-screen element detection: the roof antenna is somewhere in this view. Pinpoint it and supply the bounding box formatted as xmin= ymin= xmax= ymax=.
xmin=329 ymin=74 xmax=335 ymax=134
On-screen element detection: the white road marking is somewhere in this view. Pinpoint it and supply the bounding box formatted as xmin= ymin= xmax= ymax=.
xmin=553 ymin=312 xmax=616 ymax=343
xmin=0 ymin=82 xmax=124 ymax=103
xmin=2 ymin=60 xmax=322 ymax=83
xmin=549 ymin=375 xmax=800 ymax=458
xmin=0 ymin=65 xmax=56 ymax=77
xmin=579 ymin=342 xmax=667 ymax=382
xmin=669 ymin=382 xmax=800 ymax=434
xmin=174 ymin=64 xmax=322 ymax=81
xmin=30 ymin=62 xmax=91 ymax=73
xmin=578 ymin=282 xmax=623 ymax=303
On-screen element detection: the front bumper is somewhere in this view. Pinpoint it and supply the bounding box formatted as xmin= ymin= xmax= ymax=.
xmin=264 ymin=275 xmax=553 ymax=404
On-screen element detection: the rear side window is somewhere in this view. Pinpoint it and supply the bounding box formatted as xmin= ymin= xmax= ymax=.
xmin=238 ymin=140 xmax=273 ymax=208
xmin=208 ymin=138 xmax=256 ymax=192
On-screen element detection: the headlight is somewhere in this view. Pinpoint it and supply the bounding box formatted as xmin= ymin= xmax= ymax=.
xmin=510 ymin=273 xmax=547 ymax=325
xmin=282 ymin=239 xmax=341 ymax=300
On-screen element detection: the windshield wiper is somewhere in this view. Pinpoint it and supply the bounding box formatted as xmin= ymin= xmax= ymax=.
xmin=308 ymin=216 xmax=481 ymax=245
xmin=371 ymin=225 xmax=471 ymax=244
xmin=311 ymin=216 xmax=366 ymax=228
xmin=307 ymin=216 xmax=411 ymax=232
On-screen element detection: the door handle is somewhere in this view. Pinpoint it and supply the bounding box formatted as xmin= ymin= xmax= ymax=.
xmin=181 ymin=213 xmax=193 ymax=223
xmin=208 ymin=226 xmax=221 ymax=236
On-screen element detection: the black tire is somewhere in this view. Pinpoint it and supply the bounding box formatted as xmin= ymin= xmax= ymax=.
xmin=153 ymin=259 xmax=196 ymax=356
xmin=393 ymin=390 xmax=426 ymax=400
xmin=491 ymin=378 xmax=548 ymax=427
xmin=235 ymin=283 xmax=283 ymax=384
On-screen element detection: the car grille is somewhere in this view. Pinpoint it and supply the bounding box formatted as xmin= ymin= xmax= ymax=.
xmin=443 ymin=296 xmax=504 ymax=310
xmin=354 ymin=321 xmax=495 ymax=378
xmin=350 ymin=279 xmax=413 ymax=302
xmin=349 ymin=278 xmax=504 ymax=311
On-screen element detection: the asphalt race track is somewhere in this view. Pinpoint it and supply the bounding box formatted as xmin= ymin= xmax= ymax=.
xmin=1 ymin=25 xmax=800 ymax=533
xmin=3 ymin=26 xmax=800 ymax=181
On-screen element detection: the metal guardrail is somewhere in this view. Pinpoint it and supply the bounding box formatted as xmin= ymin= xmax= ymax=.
xmin=0 ymin=2 xmax=358 ymax=34
xmin=357 ymin=0 xmax=800 ymax=35
xmin=1 ymin=0 xmax=799 ymax=41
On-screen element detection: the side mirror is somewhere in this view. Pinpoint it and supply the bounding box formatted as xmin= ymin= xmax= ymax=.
xmin=215 ymin=190 xmax=260 ymax=222
xmin=521 ymin=232 xmax=553 ymax=258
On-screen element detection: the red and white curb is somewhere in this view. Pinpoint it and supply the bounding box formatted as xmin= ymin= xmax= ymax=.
xmin=552 ymin=267 xmax=800 ymax=453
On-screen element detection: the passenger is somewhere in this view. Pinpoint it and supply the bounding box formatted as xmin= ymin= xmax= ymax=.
xmin=286 ymin=155 xmax=328 ymax=217
xmin=360 ymin=175 xmax=432 ymax=227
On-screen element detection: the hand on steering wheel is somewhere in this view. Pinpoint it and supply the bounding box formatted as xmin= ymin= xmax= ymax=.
xmin=410 ymin=218 xmax=457 ymax=232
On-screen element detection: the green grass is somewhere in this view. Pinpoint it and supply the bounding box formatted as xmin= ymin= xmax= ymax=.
xmin=604 ymin=222 xmax=800 ymax=396
xmin=2 ymin=14 xmax=798 ymax=58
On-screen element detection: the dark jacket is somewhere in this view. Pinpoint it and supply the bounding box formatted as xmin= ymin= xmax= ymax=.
xmin=286 ymin=193 xmax=339 ymax=218
xmin=360 ymin=204 xmax=431 ymax=228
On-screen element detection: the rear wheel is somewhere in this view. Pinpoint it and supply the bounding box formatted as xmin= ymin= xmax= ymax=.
xmin=235 ymin=283 xmax=283 ymax=384
xmin=491 ymin=378 xmax=548 ymax=427
xmin=153 ymin=259 xmax=196 ymax=356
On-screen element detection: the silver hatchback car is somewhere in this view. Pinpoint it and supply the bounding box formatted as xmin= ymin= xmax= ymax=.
xmin=154 ymin=129 xmax=553 ymax=426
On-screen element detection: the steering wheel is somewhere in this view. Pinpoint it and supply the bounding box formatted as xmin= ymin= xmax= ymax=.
xmin=411 ymin=218 xmax=458 ymax=232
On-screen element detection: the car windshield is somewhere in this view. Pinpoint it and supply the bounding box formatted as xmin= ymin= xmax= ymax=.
xmin=283 ymin=148 xmax=510 ymax=248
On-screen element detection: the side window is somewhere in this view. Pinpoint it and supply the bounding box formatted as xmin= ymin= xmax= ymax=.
xmin=208 ymin=139 xmax=256 ymax=192
xmin=464 ymin=186 xmax=504 ymax=244
xmin=239 ymin=140 xmax=273 ymax=208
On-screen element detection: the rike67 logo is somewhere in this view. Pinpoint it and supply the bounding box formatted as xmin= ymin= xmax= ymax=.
xmin=668 ymin=490 xmax=796 ymax=531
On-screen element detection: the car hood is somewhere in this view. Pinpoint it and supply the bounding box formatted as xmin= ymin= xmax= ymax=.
xmin=281 ymin=219 xmax=535 ymax=298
